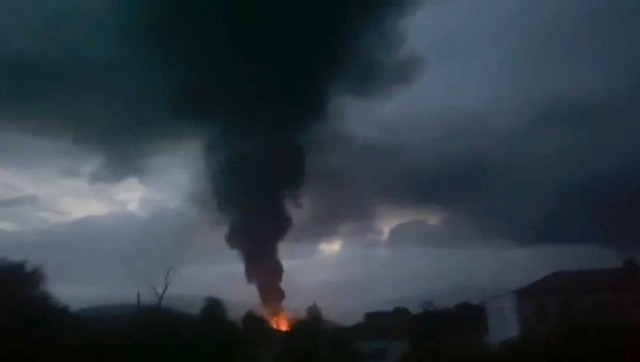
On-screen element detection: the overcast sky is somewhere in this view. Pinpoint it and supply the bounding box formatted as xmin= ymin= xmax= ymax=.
xmin=0 ymin=0 xmax=637 ymax=322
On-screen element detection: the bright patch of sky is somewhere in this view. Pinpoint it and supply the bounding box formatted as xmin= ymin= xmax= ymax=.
xmin=376 ymin=206 xmax=444 ymax=241
xmin=318 ymin=238 xmax=343 ymax=255
xmin=0 ymin=133 xmax=201 ymax=230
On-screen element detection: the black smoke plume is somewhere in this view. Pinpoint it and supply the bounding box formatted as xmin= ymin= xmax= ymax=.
xmin=122 ymin=0 xmax=423 ymax=314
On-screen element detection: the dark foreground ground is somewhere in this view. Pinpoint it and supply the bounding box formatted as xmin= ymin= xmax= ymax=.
xmin=2 ymin=259 xmax=639 ymax=361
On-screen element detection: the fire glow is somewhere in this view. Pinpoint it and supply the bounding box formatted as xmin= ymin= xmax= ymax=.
xmin=268 ymin=312 xmax=291 ymax=332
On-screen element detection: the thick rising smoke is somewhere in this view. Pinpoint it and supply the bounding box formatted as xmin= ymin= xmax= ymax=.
xmin=1 ymin=0 xmax=639 ymax=310
xmin=123 ymin=0 xmax=422 ymax=313
xmin=208 ymin=136 xmax=305 ymax=313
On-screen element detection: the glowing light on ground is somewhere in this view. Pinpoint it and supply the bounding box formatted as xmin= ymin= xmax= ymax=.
xmin=268 ymin=312 xmax=291 ymax=332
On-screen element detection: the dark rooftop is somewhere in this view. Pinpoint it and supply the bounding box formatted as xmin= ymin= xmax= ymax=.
xmin=517 ymin=259 xmax=640 ymax=296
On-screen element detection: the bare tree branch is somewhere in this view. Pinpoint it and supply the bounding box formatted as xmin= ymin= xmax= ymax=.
xmin=150 ymin=267 xmax=172 ymax=308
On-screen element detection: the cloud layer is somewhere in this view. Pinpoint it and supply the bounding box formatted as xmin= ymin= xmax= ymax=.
xmin=0 ymin=0 xmax=638 ymax=312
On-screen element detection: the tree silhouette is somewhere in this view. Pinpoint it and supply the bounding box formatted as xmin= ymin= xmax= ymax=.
xmin=200 ymin=296 xmax=228 ymax=325
xmin=241 ymin=310 xmax=270 ymax=335
xmin=150 ymin=267 xmax=172 ymax=308
xmin=0 ymin=259 xmax=51 ymax=305
xmin=0 ymin=259 xmax=67 ymax=358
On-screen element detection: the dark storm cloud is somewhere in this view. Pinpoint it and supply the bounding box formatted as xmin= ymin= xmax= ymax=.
xmin=0 ymin=0 xmax=423 ymax=312
xmin=0 ymin=0 xmax=423 ymax=295
xmin=284 ymin=0 xmax=640 ymax=251
xmin=120 ymin=0 xmax=423 ymax=124
xmin=0 ymin=195 xmax=39 ymax=208
xmin=119 ymin=0 xmax=423 ymax=313
xmin=440 ymin=96 xmax=640 ymax=248
xmin=3 ymin=0 xmax=639 ymax=321
xmin=300 ymin=87 xmax=640 ymax=249
xmin=2 ymin=0 xmax=639 ymax=263
xmin=385 ymin=219 xmax=487 ymax=248
xmin=0 ymin=1 xmax=190 ymax=180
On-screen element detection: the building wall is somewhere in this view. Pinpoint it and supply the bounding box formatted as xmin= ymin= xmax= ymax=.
xmin=517 ymin=291 xmax=640 ymax=337
xmin=356 ymin=340 xmax=408 ymax=362
xmin=486 ymin=293 xmax=520 ymax=346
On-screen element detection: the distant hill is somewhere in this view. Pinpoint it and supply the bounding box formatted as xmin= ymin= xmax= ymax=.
xmin=74 ymin=295 xmax=258 ymax=320
xmin=75 ymin=304 xmax=148 ymax=318
xmin=363 ymin=285 xmax=505 ymax=314
xmin=163 ymin=294 xmax=257 ymax=317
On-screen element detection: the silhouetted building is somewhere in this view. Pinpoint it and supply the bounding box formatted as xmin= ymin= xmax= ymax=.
xmin=487 ymin=258 xmax=640 ymax=344
xmin=406 ymin=303 xmax=488 ymax=360
xmin=347 ymin=307 xmax=411 ymax=362
xmin=485 ymin=293 xmax=520 ymax=346
xmin=307 ymin=300 xmax=323 ymax=320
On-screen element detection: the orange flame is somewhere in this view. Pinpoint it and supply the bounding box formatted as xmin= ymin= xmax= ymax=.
xmin=268 ymin=312 xmax=291 ymax=332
